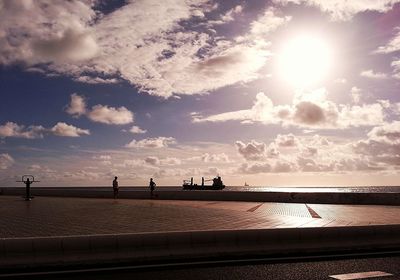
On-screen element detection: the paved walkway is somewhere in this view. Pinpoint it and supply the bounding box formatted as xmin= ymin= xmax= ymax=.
xmin=1 ymin=196 xmax=400 ymax=238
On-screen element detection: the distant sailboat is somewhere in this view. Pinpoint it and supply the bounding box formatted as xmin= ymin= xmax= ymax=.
xmin=244 ymin=182 xmax=249 ymax=187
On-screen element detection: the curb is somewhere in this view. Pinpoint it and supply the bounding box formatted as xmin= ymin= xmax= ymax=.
xmin=1 ymin=225 xmax=400 ymax=269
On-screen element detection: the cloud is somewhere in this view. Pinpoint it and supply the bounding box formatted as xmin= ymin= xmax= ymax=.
xmin=235 ymin=140 xmax=267 ymax=161
xmin=201 ymin=153 xmax=230 ymax=163
xmin=350 ymin=87 xmax=362 ymax=103
xmin=274 ymin=0 xmax=400 ymax=20
xmin=145 ymin=156 xmax=182 ymax=166
xmin=360 ymin=69 xmax=388 ymax=79
xmin=210 ymin=5 xmax=243 ymax=25
xmin=0 ymin=122 xmax=45 ymax=139
xmin=249 ymin=7 xmax=291 ymax=37
xmin=374 ymin=29 xmax=400 ymax=54
xmin=87 ymin=105 xmax=134 ymax=125
xmin=0 ymin=0 xmax=97 ymax=65
xmin=32 ymin=22 xmax=98 ymax=63
xmin=353 ymin=121 xmax=400 ymax=166
xmin=65 ymin=93 xmax=135 ymax=125
xmin=125 ymin=137 xmax=176 ymax=148
xmin=275 ymin=133 xmax=299 ymax=147
xmin=66 ymin=93 xmax=87 ymax=117
xmin=50 ymin=122 xmax=90 ymax=137
xmin=194 ymin=90 xmax=385 ymax=129
xmin=129 ymin=126 xmax=147 ymax=134
xmin=74 ymin=76 xmax=119 ymax=84
xmin=144 ymin=156 xmax=160 ymax=166
xmin=0 ymin=1 xmax=291 ymax=98
xmin=0 ymin=153 xmax=14 ymax=170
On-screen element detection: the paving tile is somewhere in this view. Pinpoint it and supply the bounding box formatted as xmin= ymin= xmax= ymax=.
xmin=0 ymin=196 xmax=399 ymax=238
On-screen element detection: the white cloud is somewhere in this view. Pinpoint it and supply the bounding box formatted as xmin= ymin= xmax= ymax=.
xmin=360 ymin=69 xmax=388 ymax=79
xmin=125 ymin=137 xmax=176 ymax=148
xmin=0 ymin=1 xmax=291 ymax=98
xmin=129 ymin=125 xmax=147 ymax=134
xmin=249 ymin=7 xmax=291 ymax=37
xmin=374 ymin=29 xmax=400 ymax=54
xmin=87 ymin=105 xmax=133 ymax=125
xmin=194 ymin=90 xmax=385 ymax=129
xmin=235 ymin=140 xmax=267 ymax=161
xmin=0 ymin=122 xmax=45 ymax=139
xmin=66 ymin=93 xmax=87 ymax=117
xmin=0 ymin=153 xmax=14 ymax=170
xmin=350 ymin=86 xmax=361 ymax=104
xmin=50 ymin=122 xmax=90 ymax=137
xmin=353 ymin=121 xmax=400 ymax=166
xmin=74 ymin=76 xmax=119 ymax=84
xmin=201 ymin=153 xmax=230 ymax=163
xmin=0 ymin=0 xmax=97 ymax=65
xmin=274 ymin=0 xmax=400 ymax=20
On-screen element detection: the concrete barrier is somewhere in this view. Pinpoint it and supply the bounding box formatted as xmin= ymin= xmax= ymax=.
xmin=1 ymin=187 xmax=400 ymax=205
xmin=1 ymin=225 xmax=400 ymax=269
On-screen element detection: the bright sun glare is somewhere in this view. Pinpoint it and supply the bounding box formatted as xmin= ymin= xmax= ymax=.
xmin=278 ymin=35 xmax=333 ymax=88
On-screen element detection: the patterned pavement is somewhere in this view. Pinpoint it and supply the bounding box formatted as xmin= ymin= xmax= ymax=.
xmin=1 ymin=196 xmax=400 ymax=238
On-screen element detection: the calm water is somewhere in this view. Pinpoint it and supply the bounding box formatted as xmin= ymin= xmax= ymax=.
xmin=28 ymin=185 xmax=400 ymax=193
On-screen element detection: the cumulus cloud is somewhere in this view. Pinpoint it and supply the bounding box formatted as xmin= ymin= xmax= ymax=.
xmin=65 ymin=93 xmax=135 ymax=125
xmin=194 ymin=90 xmax=385 ymax=129
xmin=353 ymin=122 xmax=400 ymax=166
xmin=0 ymin=0 xmax=97 ymax=65
xmin=0 ymin=153 xmax=14 ymax=170
xmin=50 ymin=122 xmax=90 ymax=137
xmin=374 ymin=29 xmax=400 ymax=54
xmin=0 ymin=1 xmax=292 ymax=98
xmin=360 ymin=69 xmax=388 ymax=79
xmin=66 ymin=93 xmax=87 ymax=117
xmin=125 ymin=137 xmax=176 ymax=148
xmin=129 ymin=126 xmax=147 ymax=134
xmin=0 ymin=122 xmax=45 ymax=139
xmin=201 ymin=153 xmax=230 ymax=163
xmin=145 ymin=156 xmax=182 ymax=166
xmin=87 ymin=105 xmax=133 ymax=125
xmin=235 ymin=140 xmax=267 ymax=161
xmin=274 ymin=0 xmax=400 ymax=20
xmin=275 ymin=133 xmax=299 ymax=147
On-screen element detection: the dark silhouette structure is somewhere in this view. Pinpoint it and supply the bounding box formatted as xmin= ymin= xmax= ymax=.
xmin=16 ymin=175 xmax=40 ymax=201
xmin=112 ymin=176 xmax=119 ymax=199
xmin=149 ymin=178 xmax=156 ymax=197
xmin=183 ymin=176 xmax=225 ymax=190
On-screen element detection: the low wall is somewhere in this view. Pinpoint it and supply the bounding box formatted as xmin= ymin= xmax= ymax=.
xmin=1 ymin=187 xmax=400 ymax=205
xmin=1 ymin=225 xmax=400 ymax=269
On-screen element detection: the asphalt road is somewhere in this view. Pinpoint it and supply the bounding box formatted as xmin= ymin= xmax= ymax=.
xmin=4 ymin=254 xmax=400 ymax=280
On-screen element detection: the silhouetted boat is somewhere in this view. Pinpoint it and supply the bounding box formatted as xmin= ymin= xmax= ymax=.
xmin=182 ymin=176 xmax=225 ymax=190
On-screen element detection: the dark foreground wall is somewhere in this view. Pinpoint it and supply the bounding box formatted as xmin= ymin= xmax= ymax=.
xmin=1 ymin=187 xmax=400 ymax=205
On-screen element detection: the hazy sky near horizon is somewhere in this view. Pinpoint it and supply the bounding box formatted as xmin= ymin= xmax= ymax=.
xmin=1 ymin=0 xmax=400 ymax=186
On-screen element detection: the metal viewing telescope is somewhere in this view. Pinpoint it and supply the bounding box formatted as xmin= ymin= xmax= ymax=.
xmin=16 ymin=175 xmax=40 ymax=201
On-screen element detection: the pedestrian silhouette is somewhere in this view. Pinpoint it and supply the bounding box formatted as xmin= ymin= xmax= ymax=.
xmin=149 ymin=178 xmax=156 ymax=198
xmin=113 ymin=176 xmax=119 ymax=199
xmin=25 ymin=178 xmax=32 ymax=201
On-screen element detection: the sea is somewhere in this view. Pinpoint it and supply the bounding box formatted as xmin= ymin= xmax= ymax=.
xmin=27 ymin=186 xmax=400 ymax=193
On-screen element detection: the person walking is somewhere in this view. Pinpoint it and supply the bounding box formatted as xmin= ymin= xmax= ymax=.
xmin=149 ymin=178 xmax=156 ymax=198
xmin=112 ymin=176 xmax=119 ymax=199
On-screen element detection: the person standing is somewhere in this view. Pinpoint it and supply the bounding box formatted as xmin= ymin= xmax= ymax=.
xmin=149 ymin=178 xmax=156 ymax=198
xmin=113 ymin=176 xmax=119 ymax=199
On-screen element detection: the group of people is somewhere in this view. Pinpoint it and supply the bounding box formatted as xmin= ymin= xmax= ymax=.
xmin=112 ymin=177 xmax=156 ymax=199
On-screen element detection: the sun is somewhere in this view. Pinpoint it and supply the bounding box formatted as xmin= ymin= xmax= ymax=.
xmin=277 ymin=34 xmax=333 ymax=88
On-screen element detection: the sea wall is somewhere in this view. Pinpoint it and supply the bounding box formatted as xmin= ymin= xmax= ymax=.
xmin=1 ymin=187 xmax=400 ymax=205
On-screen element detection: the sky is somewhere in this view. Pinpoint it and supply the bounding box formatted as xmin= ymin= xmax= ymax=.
xmin=1 ymin=0 xmax=400 ymax=187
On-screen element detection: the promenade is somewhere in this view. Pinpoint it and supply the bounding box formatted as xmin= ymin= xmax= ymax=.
xmin=1 ymin=195 xmax=400 ymax=271
xmin=1 ymin=195 xmax=400 ymax=238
